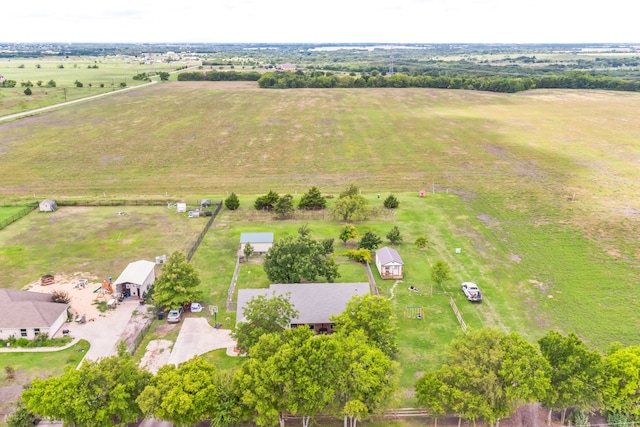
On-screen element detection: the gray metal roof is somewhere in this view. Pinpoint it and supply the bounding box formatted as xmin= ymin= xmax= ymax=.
xmin=240 ymin=232 xmax=274 ymax=244
xmin=0 ymin=289 xmax=68 ymax=329
xmin=376 ymin=246 xmax=404 ymax=265
xmin=113 ymin=260 xmax=156 ymax=285
xmin=236 ymin=283 xmax=370 ymax=326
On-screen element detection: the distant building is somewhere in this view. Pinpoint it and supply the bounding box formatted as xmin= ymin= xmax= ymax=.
xmin=276 ymin=63 xmax=296 ymax=71
xmin=238 ymin=232 xmax=274 ymax=257
xmin=375 ymin=246 xmax=404 ymax=279
xmin=113 ymin=260 xmax=156 ymax=299
xmin=39 ymin=199 xmax=57 ymax=212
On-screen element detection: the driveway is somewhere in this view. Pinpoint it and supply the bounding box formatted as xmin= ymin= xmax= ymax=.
xmin=166 ymin=318 xmax=236 ymax=367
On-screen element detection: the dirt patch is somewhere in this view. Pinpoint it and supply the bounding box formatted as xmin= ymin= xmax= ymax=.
xmin=510 ymin=254 xmax=522 ymax=263
xmin=139 ymin=339 xmax=173 ymax=374
xmin=23 ymin=272 xmax=116 ymax=321
xmin=529 ymin=279 xmax=547 ymax=295
xmin=477 ymin=213 xmax=500 ymax=227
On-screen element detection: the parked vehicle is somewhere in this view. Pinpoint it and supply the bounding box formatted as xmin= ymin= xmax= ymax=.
xmin=167 ymin=306 xmax=184 ymax=323
xmin=461 ymin=282 xmax=482 ymax=302
xmin=190 ymin=302 xmax=203 ymax=313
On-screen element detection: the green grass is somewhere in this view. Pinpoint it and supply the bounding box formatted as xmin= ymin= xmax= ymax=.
xmin=0 ymin=339 xmax=90 ymax=386
xmin=0 ymin=56 xmax=195 ymax=116
xmin=199 ymin=348 xmax=244 ymax=371
xmin=0 ymin=206 xmax=205 ymax=289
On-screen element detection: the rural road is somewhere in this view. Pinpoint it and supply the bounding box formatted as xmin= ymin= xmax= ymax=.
xmin=0 ymin=80 xmax=157 ymax=123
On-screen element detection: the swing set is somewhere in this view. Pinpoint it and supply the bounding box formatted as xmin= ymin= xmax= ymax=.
xmin=404 ymin=306 xmax=424 ymax=320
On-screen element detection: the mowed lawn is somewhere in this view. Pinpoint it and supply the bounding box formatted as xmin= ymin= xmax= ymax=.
xmin=0 ymin=206 xmax=206 ymax=289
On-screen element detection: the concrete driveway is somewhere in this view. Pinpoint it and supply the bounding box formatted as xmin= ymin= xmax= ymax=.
xmin=166 ymin=318 xmax=236 ymax=366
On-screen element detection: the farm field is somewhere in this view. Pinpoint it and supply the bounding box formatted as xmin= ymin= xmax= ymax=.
xmin=0 ymin=83 xmax=639 ymax=377
xmin=0 ymin=56 xmax=194 ymax=116
xmin=0 ymin=205 xmax=206 ymax=289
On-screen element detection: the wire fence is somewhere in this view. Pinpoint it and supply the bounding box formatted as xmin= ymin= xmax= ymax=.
xmin=226 ymin=257 xmax=241 ymax=312
xmin=364 ymin=261 xmax=380 ymax=296
xmin=0 ymin=203 xmax=38 ymax=231
xmin=186 ymin=201 xmax=223 ymax=262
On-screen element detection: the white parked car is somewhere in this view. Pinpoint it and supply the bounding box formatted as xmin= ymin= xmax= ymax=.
xmin=190 ymin=302 xmax=203 ymax=313
xmin=461 ymin=282 xmax=483 ymax=302
xmin=167 ymin=306 xmax=184 ymax=323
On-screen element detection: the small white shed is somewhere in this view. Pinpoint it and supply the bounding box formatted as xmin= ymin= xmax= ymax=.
xmin=375 ymin=246 xmax=404 ymax=279
xmin=113 ymin=260 xmax=156 ymax=299
xmin=176 ymin=203 xmax=187 ymax=213
xmin=39 ymin=199 xmax=58 ymax=212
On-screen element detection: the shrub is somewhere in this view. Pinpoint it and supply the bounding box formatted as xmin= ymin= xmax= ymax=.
xmin=254 ymin=190 xmax=279 ymax=210
xmin=5 ymin=365 xmax=16 ymax=380
xmin=358 ymin=231 xmax=382 ymax=250
xmin=345 ymin=248 xmax=372 ymax=263
xmin=383 ymin=194 xmax=399 ymax=209
xmin=51 ymin=289 xmax=71 ymax=304
xmin=225 ymin=192 xmax=240 ymax=210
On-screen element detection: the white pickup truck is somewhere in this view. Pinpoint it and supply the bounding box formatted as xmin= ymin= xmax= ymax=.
xmin=461 ymin=282 xmax=482 ymax=302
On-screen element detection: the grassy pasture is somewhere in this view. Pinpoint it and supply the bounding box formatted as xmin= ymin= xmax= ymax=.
xmin=0 ymin=206 xmax=205 ymax=289
xmin=0 ymin=56 xmax=191 ymax=116
xmin=0 ymin=85 xmax=639 ymax=358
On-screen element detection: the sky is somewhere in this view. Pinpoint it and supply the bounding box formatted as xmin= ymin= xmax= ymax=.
xmin=3 ymin=0 xmax=640 ymax=45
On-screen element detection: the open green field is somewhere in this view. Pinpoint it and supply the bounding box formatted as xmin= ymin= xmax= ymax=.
xmin=1 ymin=83 xmax=640 ymax=377
xmin=0 ymin=56 xmax=195 ymax=116
xmin=0 ymin=206 xmax=206 ymax=289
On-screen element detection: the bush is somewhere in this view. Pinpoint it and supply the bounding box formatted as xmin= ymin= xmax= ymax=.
xmin=254 ymin=190 xmax=279 ymax=210
xmin=51 ymin=289 xmax=71 ymax=304
xmin=358 ymin=231 xmax=382 ymax=250
xmin=6 ymin=402 xmax=39 ymax=427
xmin=225 ymin=192 xmax=240 ymax=210
xmin=23 ymin=87 xmax=32 ymax=96
xmin=5 ymin=365 xmax=16 ymax=380
xmin=345 ymin=248 xmax=372 ymax=263
xmin=383 ymin=194 xmax=399 ymax=209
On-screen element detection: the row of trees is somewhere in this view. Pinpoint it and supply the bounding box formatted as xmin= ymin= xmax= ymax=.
xmin=177 ymin=70 xmax=262 ymax=82
xmin=16 ymin=294 xmax=398 ymax=427
xmin=225 ymin=186 xmax=400 ymax=221
xmin=255 ymin=70 xmax=640 ymax=93
xmin=417 ymin=329 xmax=640 ymax=427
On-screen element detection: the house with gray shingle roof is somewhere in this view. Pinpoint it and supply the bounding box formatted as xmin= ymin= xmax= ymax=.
xmin=0 ymin=289 xmax=68 ymax=340
xmin=236 ymin=283 xmax=369 ymax=334
xmin=375 ymin=246 xmax=404 ymax=279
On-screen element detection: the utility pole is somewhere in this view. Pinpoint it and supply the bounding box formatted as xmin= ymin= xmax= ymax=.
xmin=63 ymin=87 xmax=67 ymax=102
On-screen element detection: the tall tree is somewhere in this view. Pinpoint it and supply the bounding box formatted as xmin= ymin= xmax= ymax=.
xmin=383 ymin=194 xmax=399 ymax=209
xmin=224 ymin=192 xmax=240 ymax=210
xmin=386 ymin=226 xmax=403 ymax=245
xmin=151 ymin=251 xmax=202 ymax=310
xmin=331 ymin=294 xmax=399 ymax=358
xmin=23 ymin=354 xmax=151 ymax=427
xmin=274 ymin=194 xmax=295 ymax=217
xmin=358 ymin=231 xmax=382 ymax=251
xmin=332 ymin=184 xmax=368 ymax=222
xmin=243 ymin=242 xmax=254 ymax=260
xmin=332 ymin=331 xmax=399 ymax=427
xmin=137 ymin=356 xmax=225 ymax=426
xmin=232 ymin=292 xmax=299 ymax=354
xmin=254 ymin=190 xmax=280 ymax=210
xmin=431 ymin=260 xmax=452 ymax=289
xmin=538 ymin=331 xmax=604 ymax=424
xmin=602 ymin=345 xmax=640 ymax=422
xmin=298 ymin=186 xmax=327 ymax=210
xmin=263 ymin=235 xmax=340 ymax=283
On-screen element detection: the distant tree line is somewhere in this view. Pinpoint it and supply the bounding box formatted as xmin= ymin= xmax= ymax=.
xmin=177 ymin=70 xmax=261 ymax=82
xmin=254 ymin=70 xmax=640 ymax=93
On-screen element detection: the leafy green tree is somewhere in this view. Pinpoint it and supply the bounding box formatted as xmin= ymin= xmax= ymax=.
xmin=602 ymin=345 xmax=640 ymax=422
xmin=538 ymin=331 xmax=604 ymax=424
xmin=415 ymin=372 xmax=448 ymax=426
xmin=331 ymin=294 xmax=399 ymax=358
xmin=46 ymin=79 xmax=56 ymax=87
xmin=321 ymin=237 xmax=334 ymax=255
xmin=358 ymin=231 xmax=382 ymax=251
xmin=274 ymin=193 xmax=294 ymax=217
xmin=254 ymin=190 xmax=280 ymax=210
xmin=151 ymin=251 xmax=202 ymax=310
xmin=36 ymin=80 xmax=43 ymax=87
xmin=6 ymin=401 xmax=38 ymax=427
xmin=297 ymin=224 xmax=312 ymax=237
xmin=119 ymin=82 xmax=127 ymax=88
xmin=243 ymin=242 xmax=254 ymax=260
xmin=383 ymin=194 xmax=399 ymax=209
xmin=158 ymin=71 xmax=170 ymax=81
xmin=74 ymin=80 xmax=83 ymax=87
xmin=23 ymin=354 xmax=151 ymax=426
xmin=345 ymin=248 xmax=372 ymax=263
xmin=386 ymin=226 xmax=402 ymax=245
xmin=224 ymin=192 xmax=240 ymax=210
xmin=431 ymin=260 xmax=451 ymax=289
xmin=419 ymin=329 xmax=550 ymax=427
xmin=340 ymin=184 xmax=360 ymax=198
xmin=332 ymin=194 xmax=368 ymax=222
xmin=333 ymin=330 xmax=399 ymax=427
xmin=23 ymin=87 xmax=31 ymax=96
xmin=415 ymin=237 xmax=429 ymax=249
xmin=263 ymin=235 xmax=339 ymax=283
xmin=298 ymin=186 xmax=326 ymax=210
xmin=232 ymin=292 xmax=299 ymax=354
xmin=339 ymin=224 xmax=359 ymax=245
xmin=137 ymin=357 xmax=231 ymax=426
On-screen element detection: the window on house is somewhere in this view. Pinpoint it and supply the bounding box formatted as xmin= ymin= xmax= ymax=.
xmin=309 ymin=325 xmax=315 ymax=330
xmin=20 ymin=329 xmax=27 ymax=337
xmin=34 ymin=328 xmax=41 ymax=336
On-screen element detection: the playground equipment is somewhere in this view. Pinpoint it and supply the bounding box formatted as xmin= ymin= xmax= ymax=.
xmin=404 ymin=306 xmax=424 ymax=320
